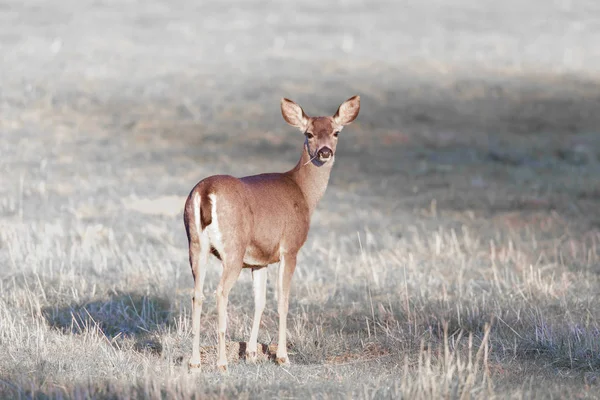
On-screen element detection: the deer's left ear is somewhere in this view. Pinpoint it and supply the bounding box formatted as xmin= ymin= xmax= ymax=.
xmin=333 ymin=95 xmax=360 ymax=126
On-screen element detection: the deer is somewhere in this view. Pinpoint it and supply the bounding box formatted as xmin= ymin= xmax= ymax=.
xmin=183 ymin=95 xmax=360 ymax=372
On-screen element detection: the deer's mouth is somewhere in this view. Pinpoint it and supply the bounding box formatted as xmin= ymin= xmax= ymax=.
xmin=317 ymin=153 xmax=332 ymax=163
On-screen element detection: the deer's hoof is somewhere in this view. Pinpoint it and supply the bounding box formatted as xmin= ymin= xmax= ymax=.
xmin=188 ymin=361 xmax=201 ymax=372
xmin=217 ymin=363 xmax=229 ymax=374
xmin=246 ymin=351 xmax=258 ymax=364
xmin=276 ymin=356 xmax=290 ymax=366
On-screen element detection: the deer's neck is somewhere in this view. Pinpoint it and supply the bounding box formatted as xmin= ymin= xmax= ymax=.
xmin=287 ymin=144 xmax=334 ymax=216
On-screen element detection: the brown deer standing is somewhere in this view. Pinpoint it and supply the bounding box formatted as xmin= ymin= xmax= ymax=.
xmin=183 ymin=95 xmax=360 ymax=372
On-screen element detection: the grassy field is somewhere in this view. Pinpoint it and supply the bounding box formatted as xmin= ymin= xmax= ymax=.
xmin=2 ymin=0 xmax=600 ymax=398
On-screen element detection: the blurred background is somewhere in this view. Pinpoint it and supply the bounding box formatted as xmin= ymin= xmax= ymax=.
xmin=2 ymin=0 xmax=599 ymax=235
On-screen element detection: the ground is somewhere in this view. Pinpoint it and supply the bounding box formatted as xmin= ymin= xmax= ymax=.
xmin=1 ymin=0 xmax=600 ymax=398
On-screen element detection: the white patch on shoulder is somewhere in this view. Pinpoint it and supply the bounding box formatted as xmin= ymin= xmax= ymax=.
xmin=207 ymin=194 xmax=224 ymax=256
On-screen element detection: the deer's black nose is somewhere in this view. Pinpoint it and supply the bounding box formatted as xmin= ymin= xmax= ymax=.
xmin=318 ymin=147 xmax=333 ymax=159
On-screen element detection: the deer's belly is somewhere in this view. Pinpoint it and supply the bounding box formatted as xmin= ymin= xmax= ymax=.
xmin=242 ymin=243 xmax=280 ymax=267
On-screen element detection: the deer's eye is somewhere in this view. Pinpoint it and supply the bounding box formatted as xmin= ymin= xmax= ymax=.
xmin=333 ymin=131 xmax=340 ymax=138
xmin=305 ymin=132 xmax=314 ymax=139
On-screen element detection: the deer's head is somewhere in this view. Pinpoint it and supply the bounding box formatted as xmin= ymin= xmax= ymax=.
xmin=281 ymin=96 xmax=360 ymax=166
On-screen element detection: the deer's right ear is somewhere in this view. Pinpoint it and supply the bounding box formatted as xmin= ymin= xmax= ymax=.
xmin=281 ymin=98 xmax=309 ymax=131
xmin=333 ymin=95 xmax=360 ymax=126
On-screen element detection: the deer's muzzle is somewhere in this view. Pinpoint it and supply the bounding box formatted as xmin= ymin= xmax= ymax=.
xmin=317 ymin=147 xmax=333 ymax=161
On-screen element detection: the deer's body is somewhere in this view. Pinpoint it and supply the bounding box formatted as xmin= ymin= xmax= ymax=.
xmin=185 ymin=165 xmax=318 ymax=269
xmin=183 ymin=96 xmax=360 ymax=372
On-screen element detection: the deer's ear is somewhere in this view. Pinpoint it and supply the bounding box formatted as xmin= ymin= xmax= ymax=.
xmin=281 ymin=98 xmax=309 ymax=131
xmin=333 ymin=95 xmax=360 ymax=126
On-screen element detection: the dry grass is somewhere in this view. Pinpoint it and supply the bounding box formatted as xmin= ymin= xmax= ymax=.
xmin=1 ymin=210 xmax=600 ymax=398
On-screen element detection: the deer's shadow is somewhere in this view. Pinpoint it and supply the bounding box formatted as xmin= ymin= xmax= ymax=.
xmin=41 ymin=292 xmax=174 ymax=356
xmin=40 ymin=291 xmax=281 ymax=366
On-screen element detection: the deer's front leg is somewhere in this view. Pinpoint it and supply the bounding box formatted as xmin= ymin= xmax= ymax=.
xmin=247 ymin=266 xmax=267 ymax=363
xmin=276 ymin=252 xmax=297 ymax=365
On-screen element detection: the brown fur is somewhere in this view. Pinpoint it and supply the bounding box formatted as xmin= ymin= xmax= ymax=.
xmin=183 ymin=96 xmax=360 ymax=371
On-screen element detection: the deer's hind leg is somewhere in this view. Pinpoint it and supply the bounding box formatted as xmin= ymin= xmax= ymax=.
xmin=185 ymin=192 xmax=210 ymax=371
